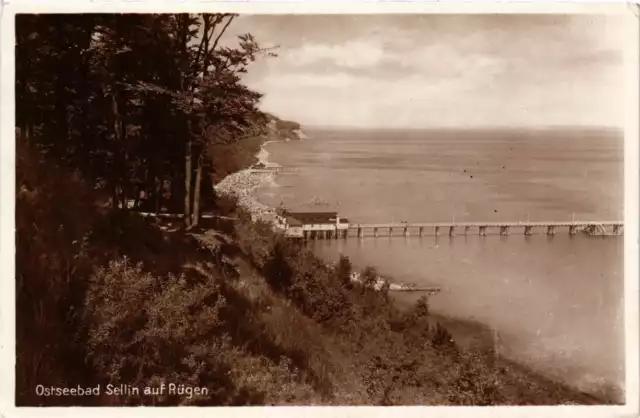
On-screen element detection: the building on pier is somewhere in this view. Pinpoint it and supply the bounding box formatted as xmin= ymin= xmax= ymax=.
xmin=281 ymin=211 xmax=349 ymax=238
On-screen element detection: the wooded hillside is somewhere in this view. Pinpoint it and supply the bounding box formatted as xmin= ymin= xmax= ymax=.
xmin=16 ymin=13 xmax=274 ymax=227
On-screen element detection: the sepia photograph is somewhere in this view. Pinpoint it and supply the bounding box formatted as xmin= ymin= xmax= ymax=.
xmin=3 ymin=3 xmax=639 ymax=415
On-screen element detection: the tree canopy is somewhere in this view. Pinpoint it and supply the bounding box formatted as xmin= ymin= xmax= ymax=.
xmin=16 ymin=13 xmax=273 ymax=227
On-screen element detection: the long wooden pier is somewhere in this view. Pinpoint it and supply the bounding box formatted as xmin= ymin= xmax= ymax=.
xmin=343 ymin=221 xmax=624 ymax=238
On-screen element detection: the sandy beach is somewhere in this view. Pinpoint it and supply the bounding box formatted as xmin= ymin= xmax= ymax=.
xmin=256 ymin=140 xmax=279 ymax=166
xmin=214 ymin=141 xmax=281 ymax=223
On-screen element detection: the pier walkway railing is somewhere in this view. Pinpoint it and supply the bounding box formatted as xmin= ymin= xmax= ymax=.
xmin=345 ymin=221 xmax=624 ymax=238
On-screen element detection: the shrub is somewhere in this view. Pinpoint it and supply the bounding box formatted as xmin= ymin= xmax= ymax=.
xmin=360 ymin=266 xmax=378 ymax=292
xmin=228 ymin=355 xmax=313 ymax=405
xmin=361 ymin=333 xmax=425 ymax=405
xmin=413 ymin=296 xmax=430 ymax=319
xmin=263 ymin=241 xmax=295 ymax=293
xmin=233 ymin=212 xmax=276 ymax=269
xmin=334 ymin=255 xmax=353 ymax=288
xmin=445 ymin=351 xmax=504 ymax=405
xmin=431 ymin=322 xmax=457 ymax=353
xmin=84 ymin=258 xmax=237 ymax=405
xmin=400 ymin=296 xmax=430 ymax=330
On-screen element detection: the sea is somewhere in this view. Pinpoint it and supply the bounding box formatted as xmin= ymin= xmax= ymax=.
xmin=254 ymin=127 xmax=625 ymax=401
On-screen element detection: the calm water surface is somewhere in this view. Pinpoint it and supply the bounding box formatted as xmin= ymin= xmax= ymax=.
xmin=256 ymin=128 xmax=625 ymax=399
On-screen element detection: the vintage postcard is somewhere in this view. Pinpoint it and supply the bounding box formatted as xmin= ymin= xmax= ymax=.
xmin=0 ymin=1 xmax=638 ymax=418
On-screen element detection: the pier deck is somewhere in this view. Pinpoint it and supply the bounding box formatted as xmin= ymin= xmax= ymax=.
xmin=342 ymin=221 xmax=624 ymax=238
xmin=350 ymin=221 xmax=622 ymax=228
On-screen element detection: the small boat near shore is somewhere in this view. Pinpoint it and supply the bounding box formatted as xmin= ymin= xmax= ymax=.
xmin=349 ymin=272 xmax=441 ymax=295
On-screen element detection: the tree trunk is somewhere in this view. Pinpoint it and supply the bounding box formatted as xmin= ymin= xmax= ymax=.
xmin=190 ymin=16 xmax=212 ymax=230
xmin=184 ymin=138 xmax=192 ymax=228
xmin=178 ymin=15 xmax=193 ymax=228
xmin=154 ymin=177 xmax=161 ymax=214
xmin=110 ymin=91 xmax=124 ymax=210
xmin=133 ymin=183 xmax=140 ymax=209
xmin=111 ymin=184 xmax=119 ymax=209
xmin=192 ymin=154 xmax=203 ymax=227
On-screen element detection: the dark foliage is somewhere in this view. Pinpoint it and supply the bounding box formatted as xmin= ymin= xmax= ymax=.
xmin=16 ymin=13 xmax=271 ymax=227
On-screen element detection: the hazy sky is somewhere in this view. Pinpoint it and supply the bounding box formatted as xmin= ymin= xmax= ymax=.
xmin=223 ymin=14 xmax=626 ymax=129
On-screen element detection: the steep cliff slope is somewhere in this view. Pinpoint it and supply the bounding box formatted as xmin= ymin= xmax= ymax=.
xmin=264 ymin=113 xmax=307 ymax=141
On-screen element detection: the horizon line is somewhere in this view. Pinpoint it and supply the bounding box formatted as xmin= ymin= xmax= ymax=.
xmin=296 ymin=124 xmax=624 ymax=131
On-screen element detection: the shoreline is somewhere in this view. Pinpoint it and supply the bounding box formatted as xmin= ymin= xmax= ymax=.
xmin=423 ymin=311 xmax=619 ymax=404
xmin=213 ymin=137 xmax=617 ymax=405
xmin=214 ymin=141 xmax=283 ymax=223
xmin=219 ymin=139 xmax=438 ymax=295
xmin=256 ymin=140 xmax=281 ymax=167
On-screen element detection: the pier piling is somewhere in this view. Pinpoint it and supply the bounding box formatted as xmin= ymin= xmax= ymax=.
xmin=449 ymin=226 xmax=455 ymax=237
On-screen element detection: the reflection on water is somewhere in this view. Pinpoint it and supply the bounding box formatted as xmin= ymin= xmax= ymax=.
xmin=256 ymin=128 xmax=624 ymax=399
